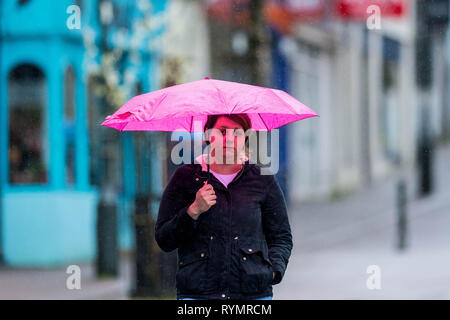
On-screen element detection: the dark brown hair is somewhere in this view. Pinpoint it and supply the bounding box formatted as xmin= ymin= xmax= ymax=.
xmin=204 ymin=113 xmax=251 ymax=133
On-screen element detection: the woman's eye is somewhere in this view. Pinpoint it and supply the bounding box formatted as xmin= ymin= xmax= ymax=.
xmin=218 ymin=129 xmax=243 ymax=136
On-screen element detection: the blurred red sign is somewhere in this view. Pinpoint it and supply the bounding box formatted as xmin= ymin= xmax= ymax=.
xmin=264 ymin=0 xmax=326 ymax=34
xmin=205 ymin=0 xmax=326 ymax=33
xmin=336 ymin=0 xmax=406 ymax=19
xmin=206 ymin=0 xmax=251 ymax=27
xmin=272 ymin=0 xmax=326 ymax=18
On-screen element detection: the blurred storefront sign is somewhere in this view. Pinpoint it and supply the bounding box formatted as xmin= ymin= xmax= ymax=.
xmin=336 ymin=0 xmax=407 ymax=20
xmin=206 ymin=0 xmax=251 ymax=27
xmin=264 ymin=0 xmax=326 ymax=34
xmin=205 ymin=0 xmax=413 ymax=33
xmin=205 ymin=0 xmax=326 ymax=33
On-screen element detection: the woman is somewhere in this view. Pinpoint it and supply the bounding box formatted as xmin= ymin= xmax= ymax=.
xmin=155 ymin=113 xmax=293 ymax=300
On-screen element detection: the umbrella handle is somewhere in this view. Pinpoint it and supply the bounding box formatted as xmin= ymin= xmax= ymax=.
xmin=207 ymin=153 xmax=210 ymax=183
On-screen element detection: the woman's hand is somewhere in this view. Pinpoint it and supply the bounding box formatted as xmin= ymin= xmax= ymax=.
xmin=187 ymin=182 xmax=216 ymax=220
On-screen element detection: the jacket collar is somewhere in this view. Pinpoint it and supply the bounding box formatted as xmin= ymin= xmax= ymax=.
xmin=193 ymin=153 xmax=251 ymax=180
xmin=194 ymin=153 xmax=249 ymax=172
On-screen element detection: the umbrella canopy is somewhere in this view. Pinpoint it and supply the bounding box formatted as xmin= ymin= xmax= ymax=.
xmin=101 ymin=78 xmax=318 ymax=132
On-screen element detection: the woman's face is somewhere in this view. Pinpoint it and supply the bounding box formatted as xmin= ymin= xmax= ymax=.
xmin=206 ymin=116 xmax=246 ymax=164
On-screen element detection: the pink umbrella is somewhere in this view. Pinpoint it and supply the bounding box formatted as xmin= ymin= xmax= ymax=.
xmin=101 ymin=78 xmax=318 ymax=132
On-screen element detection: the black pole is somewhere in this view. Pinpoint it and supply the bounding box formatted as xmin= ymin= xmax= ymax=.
xmin=248 ymin=0 xmax=264 ymax=86
xmin=415 ymin=0 xmax=435 ymax=198
xmin=96 ymin=0 xmax=119 ymax=278
xmin=133 ymin=193 xmax=151 ymax=296
xmin=96 ymin=187 xmax=118 ymax=277
xmin=417 ymin=106 xmax=434 ymax=196
xmin=247 ymin=0 xmax=268 ymax=166
xmin=396 ymin=179 xmax=408 ymax=251
xmin=247 ymin=0 xmax=271 ymax=86
xmin=132 ymin=193 xmax=162 ymax=297
xmin=132 ymin=130 xmax=170 ymax=297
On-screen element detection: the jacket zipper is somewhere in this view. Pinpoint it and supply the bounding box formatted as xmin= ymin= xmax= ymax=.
xmin=193 ymin=162 xmax=246 ymax=298
xmin=227 ymin=188 xmax=232 ymax=298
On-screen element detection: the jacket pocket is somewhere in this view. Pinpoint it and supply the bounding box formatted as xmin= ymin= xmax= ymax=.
xmin=238 ymin=243 xmax=273 ymax=294
xmin=176 ymin=248 xmax=209 ymax=293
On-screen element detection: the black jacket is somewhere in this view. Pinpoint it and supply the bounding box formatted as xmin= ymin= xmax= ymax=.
xmin=155 ymin=160 xmax=293 ymax=300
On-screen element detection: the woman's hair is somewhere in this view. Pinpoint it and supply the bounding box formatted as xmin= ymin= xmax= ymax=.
xmin=203 ymin=114 xmax=253 ymax=157
xmin=203 ymin=113 xmax=252 ymax=133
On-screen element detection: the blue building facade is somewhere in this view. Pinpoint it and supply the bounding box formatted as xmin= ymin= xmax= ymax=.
xmin=0 ymin=0 xmax=168 ymax=267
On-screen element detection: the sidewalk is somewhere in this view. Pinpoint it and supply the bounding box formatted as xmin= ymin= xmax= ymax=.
xmin=274 ymin=141 xmax=450 ymax=299
xmin=0 ymin=252 xmax=133 ymax=300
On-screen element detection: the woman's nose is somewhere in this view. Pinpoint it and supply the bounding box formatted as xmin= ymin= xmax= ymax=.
xmin=224 ymin=132 xmax=235 ymax=144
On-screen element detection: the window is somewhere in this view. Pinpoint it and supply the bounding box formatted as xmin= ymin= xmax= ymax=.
xmin=8 ymin=64 xmax=48 ymax=184
xmin=64 ymin=66 xmax=76 ymax=186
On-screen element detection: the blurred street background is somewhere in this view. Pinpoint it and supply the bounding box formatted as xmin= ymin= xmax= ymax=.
xmin=1 ymin=0 xmax=450 ymax=299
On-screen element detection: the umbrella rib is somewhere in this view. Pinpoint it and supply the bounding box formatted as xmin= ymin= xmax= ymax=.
xmin=120 ymin=121 xmax=129 ymax=132
xmin=209 ymin=80 xmax=228 ymax=112
xmin=150 ymin=92 xmax=169 ymax=120
xmin=189 ymin=115 xmax=193 ymax=132
xmin=268 ymin=89 xmax=299 ymax=115
xmin=258 ymin=113 xmax=269 ymax=131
